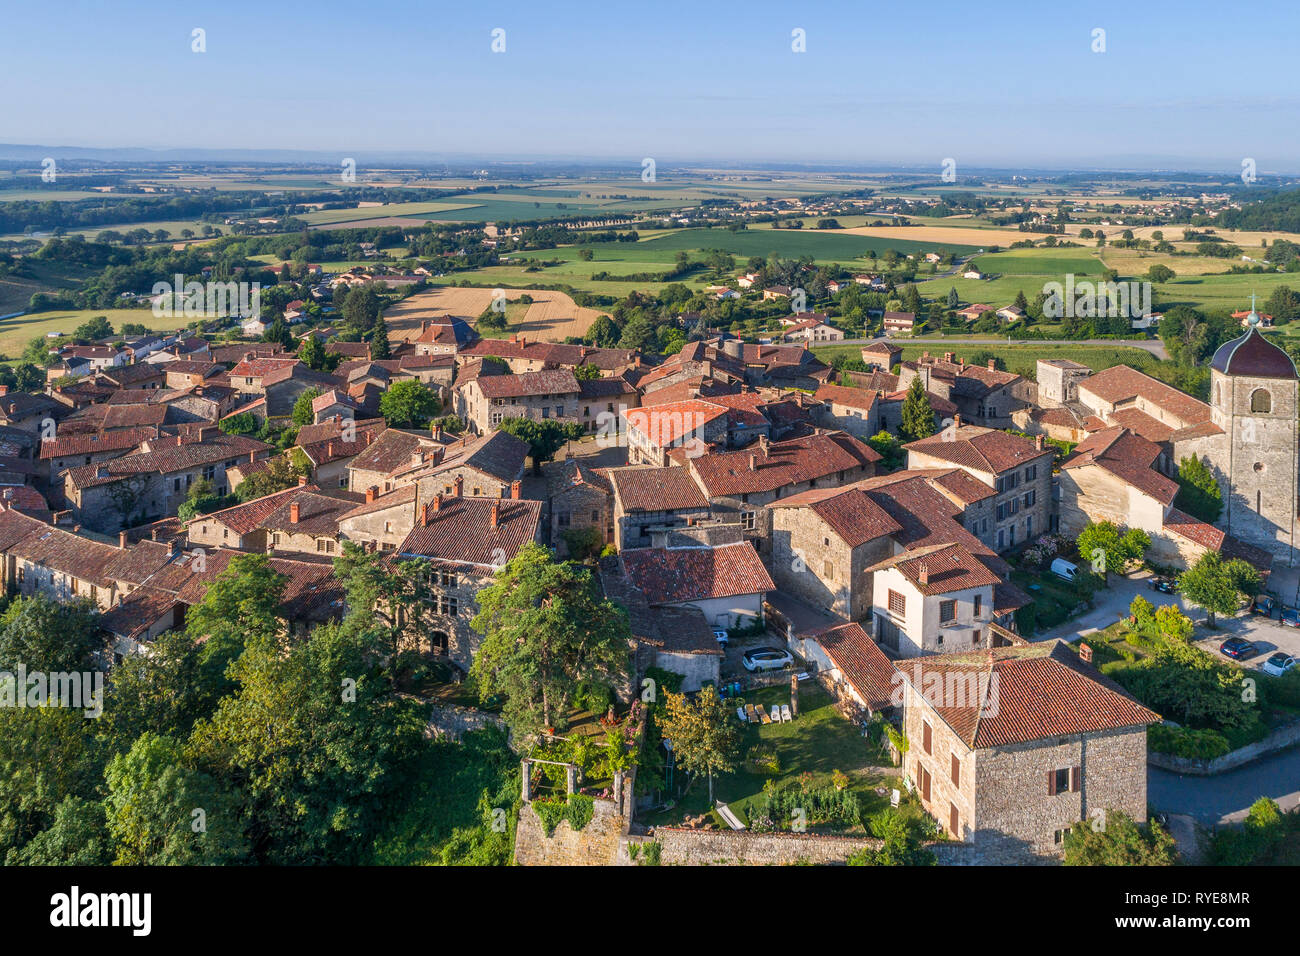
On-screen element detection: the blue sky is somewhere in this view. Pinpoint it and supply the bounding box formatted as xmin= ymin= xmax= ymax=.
xmin=3 ymin=0 xmax=1298 ymax=171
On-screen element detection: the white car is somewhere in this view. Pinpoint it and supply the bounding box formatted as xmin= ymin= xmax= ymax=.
xmin=1262 ymin=653 xmax=1297 ymax=677
xmin=713 ymin=629 xmax=729 ymax=646
xmin=742 ymin=647 xmax=794 ymax=672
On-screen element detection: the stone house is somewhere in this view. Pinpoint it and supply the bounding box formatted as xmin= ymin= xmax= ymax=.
xmin=393 ymin=491 xmax=543 ymax=670
xmin=812 ymin=383 xmax=879 ymax=439
xmin=454 ymin=369 xmax=582 ymax=435
xmin=905 ymin=424 xmax=1054 ymax=552
xmin=898 ymin=354 xmax=1026 ymax=427
xmin=1035 ymin=358 xmax=1090 ymax=407
xmin=338 ymin=485 xmax=418 ymax=552
xmin=62 ymin=430 xmax=273 ymax=533
xmin=895 ymin=642 xmax=1157 ymax=861
xmin=606 ymin=465 xmax=712 ymax=551
xmin=547 ymin=459 xmax=613 ymax=557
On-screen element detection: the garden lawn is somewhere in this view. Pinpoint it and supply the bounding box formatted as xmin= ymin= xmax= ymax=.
xmin=642 ymin=683 xmax=897 ymax=832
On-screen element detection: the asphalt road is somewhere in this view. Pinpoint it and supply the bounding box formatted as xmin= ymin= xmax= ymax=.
xmin=1149 ymin=746 xmax=1300 ymax=825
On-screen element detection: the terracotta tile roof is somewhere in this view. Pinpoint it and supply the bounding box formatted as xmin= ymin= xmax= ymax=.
xmin=3 ymin=520 xmax=122 ymax=586
xmin=1062 ymin=427 xmax=1178 ymax=505
xmin=866 ymin=541 xmax=1002 ymax=595
xmin=814 ymin=383 xmax=877 ymax=412
xmin=230 ymin=357 xmax=300 ymax=379
xmin=340 ymin=484 xmax=417 ymax=520
xmin=0 ymin=485 xmax=48 ymax=513
xmin=640 ymin=379 xmax=741 ymax=407
xmin=260 ymin=488 xmax=362 ymax=535
xmin=607 ymin=465 xmax=709 ymax=513
xmin=99 ymin=585 xmax=177 ymax=639
xmin=625 ymin=400 xmax=731 ymax=448
xmin=65 ymin=433 xmax=271 ymax=489
xmin=893 ymin=641 xmax=1159 ymax=748
xmin=198 ymin=486 xmax=310 ymax=536
xmin=1079 ymin=365 xmax=1212 ymax=426
xmin=770 ymin=485 xmax=901 ymax=547
xmin=905 ymin=425 xmax=1050 ymax=475
xmin=409 ymin=429 xmax=528 ymax=484
xmin=993 ymin=581 xmax=1032 ymax=615
xmin=687 ymin=432 xmax=880 ymax=498
xmin=347 ymin=428 xmax=436 ymax=477
xmin=1107 ymin=406 xmax=1175 ymax=443
xmin=547 ymin=458 xmax=613 ymax=498
xmin=474 ymin=369 xmax=580 ymax=399
xmin=811 ymin=622 xmax=895 ymax=711
xmin=40 ymin=426 xmax=158 ymax=460
xmin=619 ymin=541 xmax=774 ymax=605
xmin=396 ymin=495 xmax=542 ymax=568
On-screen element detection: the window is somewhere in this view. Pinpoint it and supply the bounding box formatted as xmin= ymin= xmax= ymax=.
xmin=1023 ymin=490 xmax=1036 ymax=508
xmin=541 ymin=407 xmax=550 ymax=418
xmin=555 ymin=406 xmax=563 ymax=418
xmin=1251 ymin=388 xmax=1272 ymax=413
xmin=558 ymin=510 xmax=571 ymax=528
xmin=922 ymin=720 xmax=932 ymax=754
xmin=888 ymin=590 xmax=906 ymax=615
xmin=316 ymin=539 xmax=335 ymax=554
xmin=918 ymin=765 xmax=931 ymax=802
xmin=950 ymin=753 xmax=961 ymax=786
xmin=1026 ymin=515 xmax=1033 ymax=537
xmin=437 ymin=595 xmax=459 ymax=616
xmin=939 ymin=599 xmax=956 ymax=623
xmin=1048 ymin=766 xmax=1080 ymax=795
xmin=741 ymin=510 xmax=756 ymax=531
xmin=823 ymin=559 xmax=834 ymax=581
xmin=973 ymin=594 xmax=982 ymax=616
xmin=1054 ymin=828 xmax=1069 ymax=845
xmin=949 ymin=803 xmax=960 ymax=838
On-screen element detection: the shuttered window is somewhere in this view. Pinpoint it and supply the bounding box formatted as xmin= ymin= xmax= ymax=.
xmin=922 ymin=721 xmax=932 ymax=755
xmin=888 ymin=590 xmax=905 ymax=615
xmin=951 ymin=753 xmax=961 ymax=787
xmin=950 ymin=803 xmax=960 ymax=838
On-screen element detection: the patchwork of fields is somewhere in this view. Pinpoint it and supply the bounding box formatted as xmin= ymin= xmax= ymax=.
xmin=383 ymin=286 xmax=608 ymax=342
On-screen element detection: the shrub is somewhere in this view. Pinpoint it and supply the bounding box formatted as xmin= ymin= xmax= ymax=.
xmin=1148 ymin=724 xmax=1231 ymax=760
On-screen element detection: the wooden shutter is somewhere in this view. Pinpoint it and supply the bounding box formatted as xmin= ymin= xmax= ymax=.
xmin=950 ymin=803 xmax=960 ymax=838
xmin=923 ymin=721 xmax=932 ymax=754
xmin=1070 ymin=766 xmax=1081 ymax=793
xmin=1047 ymin=769 xmax=1056 ymax=795
xmin=951 ymin=753 xmax=960 ymax=787
xmin=921 ymin=767 xmax=931 ymax=802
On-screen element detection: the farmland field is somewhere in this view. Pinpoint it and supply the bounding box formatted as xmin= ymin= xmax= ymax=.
xmin=383 ymin=286 xmax=609 ymax=342
xmin=640 ymin=227 xmax=981 ymax=261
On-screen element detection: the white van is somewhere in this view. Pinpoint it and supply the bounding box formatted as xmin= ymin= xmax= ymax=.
xmin=1050 ymin=558 xmax=1079 ymax=582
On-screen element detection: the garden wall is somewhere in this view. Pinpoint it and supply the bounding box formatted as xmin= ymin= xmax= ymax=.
xmin=1148 ymin=719 xmax=1300 ymax=775
xmin=514 ymin=797 xmax=626 ymax=866
xmin=425 ymin=703 xmax=507 ymax=742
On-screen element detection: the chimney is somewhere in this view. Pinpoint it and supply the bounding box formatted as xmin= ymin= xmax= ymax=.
xmin=454 ymin=475 xmax=464 ymax=497
xmin=366 ymin=485 xmax=378 ymax=503
xmin=0 ymin=386 xmax=7 ymax=396
xmin=150 ymin=528 xmax=160 ymax=541
xmin=248 ymin=451 xmax=257 ymax=463
xmin=510 ymin=479 xmax=521 ymax=500
xmin=432 ymin=493 xmax=443 ymax=513
xmin=119 ymin=530 xmax=129 ymax=549
xmin=490 ymin=501 xmax=500 ymax=529
xmin=327 ymin=441 xmax=335 ymax=458
xmin=943 ymin=352 xmax=953 ymax=364
xmin=421 ymin=501 xmax=431 ymax=526
xmin=432 ymin=424 xmax=442 ymax=441
xmin=290 ymin=502 xmax=300 ymax=523
xmin=918 ymin=562 xmax=929 ymax=586
xmin=987 ymin=359 xmax=996 ymax=371
xmin=169 ymin=538 xmax=181 ymax=557
xmin=1035 ymin=434 xmax=1045 ymax=451
xmin=297 ymin=475 xmax=308 ymax=486
xmin=749 ymin=454 xmax=757 ymax=471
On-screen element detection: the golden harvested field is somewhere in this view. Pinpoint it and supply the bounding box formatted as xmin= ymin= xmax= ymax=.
xmin=808 ymin=223 xmax=1031 ymax=248
xmin=384 ymin=287 xmax=609 ymax=343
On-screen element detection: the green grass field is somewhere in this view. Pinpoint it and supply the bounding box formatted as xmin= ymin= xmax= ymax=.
xmin=0 ymin=308 xmax=181 ymax=359
xmin=641 ymin=226 xmax=980 ymax=262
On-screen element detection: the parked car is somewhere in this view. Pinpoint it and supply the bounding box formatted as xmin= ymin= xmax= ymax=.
xmin=1251 ymin=594 xmax=1278 ymax=617
xmin=1148 ymin=576 xmax=1178 ymax=594
xmin=742 ymin=647 xmax=794 ymax=672
xmin=1262 ymin=653 xmax=1297 ymax=677
xmin=1282 ymin=606 xmax=1300 ymax=628
xmin=712 ymin=628 xmax=729 ymax=647
xmin=1219 ymin=637 xmax=1259 ymax=661
xmin=1050 ymin=558 xmax=1080 ymax=582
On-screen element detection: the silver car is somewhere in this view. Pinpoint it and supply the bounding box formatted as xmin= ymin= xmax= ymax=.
xmin=742 ymin=647 xmax=794 ymax=672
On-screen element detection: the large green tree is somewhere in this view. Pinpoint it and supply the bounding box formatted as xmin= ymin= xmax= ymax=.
xmin=379 ymin=379 xmax=440 ymax=428
xmin=1063 ymin=811 xmax=1177 ymax=866
xmin=899 ymin=377 xmax=936 ymax=442
xmin=498 ymin=417 xmax=584 ymax=475
xmin=1178 ymin=551 xmax=1260 ymax=627
xmin=1076 ymin=521 xmax=1150 ymax=582
xmin=0 ymin=594 xmax=101 ymax=673
xmin=657 ymin=684 xmax=740 ymax=804
xmin=470 ymin=543 xmax=630 ymax=740
xmin=1174 ymin=455 xmax=1224 ymax=523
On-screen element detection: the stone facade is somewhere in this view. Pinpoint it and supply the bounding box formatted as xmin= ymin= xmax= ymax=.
xmin=768 ymin=505 xmax=892 ymax=621
xmin=903 ymin=680 xmax=1149 ymax=861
